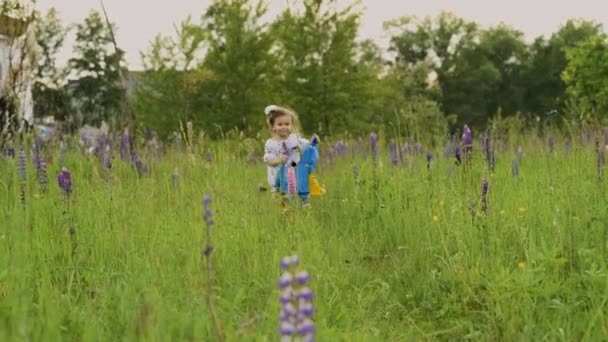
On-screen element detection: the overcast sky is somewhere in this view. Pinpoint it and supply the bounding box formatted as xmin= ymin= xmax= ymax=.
xmin=37 ymin=0 xmax=608 ymax=70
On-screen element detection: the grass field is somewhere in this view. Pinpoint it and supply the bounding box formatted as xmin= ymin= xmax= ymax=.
xmin=1 ymin=133 xmax=608 ymax=341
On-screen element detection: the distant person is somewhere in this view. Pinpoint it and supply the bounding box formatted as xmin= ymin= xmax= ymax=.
xmin=262 ymin=105 xmax=309 ymax=194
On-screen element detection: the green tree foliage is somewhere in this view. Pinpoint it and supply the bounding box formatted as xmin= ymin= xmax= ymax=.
xmin=69 ymin=10 xmax=125 ymax=127
xmin=51 ymin=2 xmax=608 ymax=139
xmin=198 ymin=0 xmax=275 ymax=136
xmin=133 ymin=17 xmax=209 ymax=139
xmin=521 ymin=19 xmax=603 ymax=117
xmin=272 ymin=0 xmax=376 ymax=136
xmin=33 ymin=7 xmax=70 ymax=122
xmin=562 ymin=34 xmax=608 ymax=124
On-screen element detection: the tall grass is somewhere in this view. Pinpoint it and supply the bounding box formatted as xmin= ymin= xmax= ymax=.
xmin=1 ymin=132 xmax=608 ymax=341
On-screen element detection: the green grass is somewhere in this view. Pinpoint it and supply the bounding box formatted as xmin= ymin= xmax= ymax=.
xmin=1 ymin=137 xmax=608 ymax=341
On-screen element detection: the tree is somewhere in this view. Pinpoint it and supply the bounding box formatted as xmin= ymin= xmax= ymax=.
xmin=32 ymin=7 xmax=70 ymax=122
xmin=521 ymin=19 xmax=603 ymax=117
xmin=562 ymin=34 xmax=608 ymax=124
xmin=272 ymin=0 xmax=374 ymax=136
xmin=442 ymin=24 xmax=527 ymax=126
xmin=69 ymin=10 xmax=124 ymax=127
xmin=197 ymin=0 xmax=275 ymax=136
xmin=133 ymin=16 xmax=210 ymax=139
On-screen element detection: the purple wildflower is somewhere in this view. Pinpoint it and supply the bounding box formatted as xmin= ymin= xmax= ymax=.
xmin=547 ymin=136 xmax=554 ymax=153
xmin=389 ymin=140 xmax=398 ymax=166
xmin=278 ymin=255 xmax=315 ymax=340
xmin=38 ymin=160 xmax=48 ymax=193
xmin=102 ymin=146 xmax=112 ymax=170
xmin=203 ymin=195 xmax=214 ymax=229
xmin=454 ymin=147 xmax=462 ymax=165
xmin=58 ymin=167 xmax=72 ymax=196
xmin=120 ymin=130 xmax=130 ymax=161
xmin=426 ymin=151 xmax=432 ymax=169
xmin=462 ymin=125 xmax=473 ymax=163
xmin=17 ymin=148 xmax=26 ymax=181
xmin=333 ymin=140 xmax=347 ymax=156
xmin=295 ymin=271 xmax=311 ymax=285
xmin=597 ymin=138 xmax=605 ymax=178
xmin=369 ymin=133 xmax=378 ymax=160
xmin=481 ymin=179 xmax=489 ymax=214
xmin=202 ymin=194 xmax=215 ymax=257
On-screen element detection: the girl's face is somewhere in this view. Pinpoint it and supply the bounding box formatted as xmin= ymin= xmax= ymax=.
xmin=273 ymin=115 xmax=292 ymax=138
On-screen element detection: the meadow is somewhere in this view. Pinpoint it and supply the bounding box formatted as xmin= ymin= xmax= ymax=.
xmin=1 ymin=129 xmax=608 ymax=341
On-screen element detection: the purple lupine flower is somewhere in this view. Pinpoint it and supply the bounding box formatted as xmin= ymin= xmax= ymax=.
xmin=333 ymin=141 xmax=347 ymax=156
xmin=547 ymin=136 xmax=554 ymax=153
xmin=206 ymin=151 xmax=213 ymax=164
xmin=389 ymin=140 xmax=398 ymax=166
xmin=17 ymin=147 xmax=26 ymax=181
xmin=95 ymin=133 xmax=107 ymax=160
xmin=426 ymin=151 xmax=432 ymax=169
xmin=597 ymin=138 xmax=605 ymax=178
xmin=454 ymin=147 xmax=462 ymax=165
xmin=3 ymin=145 xmax=15 ymax=158
xmin=278 ymin=255 xmax=315 ymax=340
xmin=295 ymin=271 xmax=311 ymax=285
xmin=38 ymin=160 xmax=48 ymax=193
xmin=369 ymin=133 xmax=378 ymax=160
xmin=203 ymin=195 xmax=214 ymax=229
xmin=481 ymin=179 xmax=489 ymax=214
xmin=120 ymin=130 xmax=130 ymax=161
xmin=511 ymin=159 xmax=519 ymax=177
xmin=462 ymin=125 xmax=473 ymax=146
xmin=69 ymin=226 xmax=76 ymax=236
xmin=102 ymin=146 xmax=112 ymax=170
xmin=564 ymin=139 xmax=571 ymax=154
xmin=58 ymin=167 xmax=72 ymax=196
xmin=130 ymin=145 xmax=145 ymax=177
xmin=202 ymin=194 xmax=215 ymax=257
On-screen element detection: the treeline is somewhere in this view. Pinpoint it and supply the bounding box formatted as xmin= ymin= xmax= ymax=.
xmin=34 ymin=0 xmax=608 ymax=140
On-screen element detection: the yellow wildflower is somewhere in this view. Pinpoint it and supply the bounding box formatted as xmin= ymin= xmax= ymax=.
xmin=518 ymin=261 xmax=526 ymax=270
xmin=519 ymin=207 xmax=527 ymax=214
xmin=439 ymin=200 xmax=445 ymax=208
xmin=432 ymin=215 xmax=440 ymax=222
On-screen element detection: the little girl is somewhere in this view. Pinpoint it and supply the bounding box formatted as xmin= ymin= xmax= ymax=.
xmin=263 ymin=105 xmax=309 ymax=193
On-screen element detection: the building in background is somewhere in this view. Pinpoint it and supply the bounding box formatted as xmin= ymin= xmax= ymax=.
xmin=0 ymin=13 xmax=33 ymax=127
